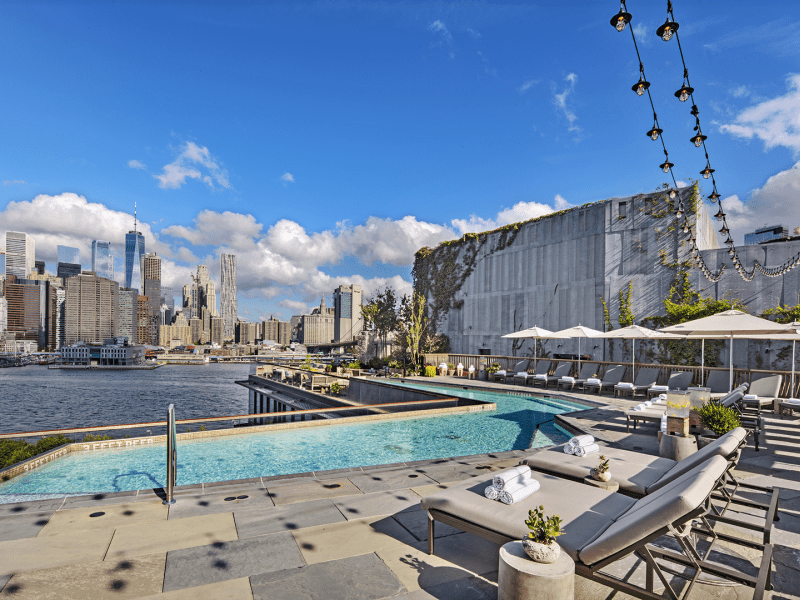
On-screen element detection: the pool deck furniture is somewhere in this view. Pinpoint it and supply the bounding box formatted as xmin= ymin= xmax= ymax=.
xmin=582 ymin=365 xmax=626 ymax=395
xmin=744 ymin=374 xmax=783 ymax=415
xmin=705 ymin=370 xmax=731 ymax=400
xmin=423 ymin=456 xmax=774 ymax=600
xmin=646 ymin=371 xmax=694 ymax=399
xmin=543 ymin=362 xmax=573 ymax=389
xmin=498 ymin=541 xmax=575 ymax=600
xmin=557 ymin=363 xmax=595 ymax=391
xmin=526 ymin=360 xmax=552 ymax=387
xmin=613 ymin=367 xmax=660 ymax=398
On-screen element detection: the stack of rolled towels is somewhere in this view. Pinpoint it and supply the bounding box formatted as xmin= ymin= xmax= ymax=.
xmin=563 ymin=434 xmax=599 ymax=457
xmin=560 ymin=376 xmax=575 ymax=384
xmin=484 ymin=465 xmax=540 ymax=505
xmin=586 ymin=377 xmax=601 ymax=385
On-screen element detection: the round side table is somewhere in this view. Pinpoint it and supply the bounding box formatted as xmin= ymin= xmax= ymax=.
xmin=498 ymin=540 xmax=575 ymax=600
xmin=583 ymin=476 xmax=619 ymax=493
xmin=659 ymin=433 xmax=697 ymax=461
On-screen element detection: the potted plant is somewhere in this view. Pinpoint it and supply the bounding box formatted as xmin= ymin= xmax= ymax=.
xmin=693 ymin=403 xmax=741 ymax=448
xmin=522 ymin=506 xmax=565 ymax=564
xmin=590 ymin=455 xmax=611 ymax=482
xmin=486 ymin=362 xmax=501 ymax=381
xmin=447 ymin=362 xmax=456 ymax=376
xmin=330 ymin=381 xmax=341 ymax=396
xmin=424 ymin=365 xmax=437 ymax=377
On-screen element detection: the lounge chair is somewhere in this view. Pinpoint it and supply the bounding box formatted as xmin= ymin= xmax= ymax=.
xmin=543 ymin=362 xmax=573 ymax=388
xmin=705 ymin=370 xmax=731 ymax=400
xmin=646 ymin=370 xmax=694 ymax=399
xmin=614 ymin=367 xmax=660 ymax=398
xmin=583 ymin=365 xmax=626 ymax=395
xmin=423 ymin=456 xmax=773 ymax=600
xmin=744 ymin=374 xmax=783 ymax=415
xmin=526 ymin=360 xmax=551 ymax=387
xmin=509 ymin=361 xmax=533 ymax=385
xmin=521 ymin=427 xmax=779 ymax=545
xmin=557 ymin=363 xmax=595 ymax=391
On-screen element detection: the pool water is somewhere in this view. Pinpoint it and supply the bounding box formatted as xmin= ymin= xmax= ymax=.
xmin=0 ymin=383 xmax=584 ymax=502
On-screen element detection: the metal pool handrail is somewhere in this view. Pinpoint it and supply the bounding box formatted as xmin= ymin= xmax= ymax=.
xmin=164 ymin=404 xmax=177 ymax=505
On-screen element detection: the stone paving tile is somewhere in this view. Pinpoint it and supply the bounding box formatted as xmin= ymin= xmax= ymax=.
xmin=266 ymin=478 xmax=363 ymax=506
xmin=375 ymin=544 xmax=484 ymax=592
xmin=162 ymin=532 xmax=304 ymax=592
xmin=62 ymin=491 xmax=140 ymax=509
xmin=135 ymin=577 xmax=254 ymax=600
xmin=0 ymin=499 xmax=64 ymax=516
xmin=250 ymin=552 xmax=404 ymax=600
xmin=410 ymin=464 xmax=496 ymax=485
xmin=347 ymin=468 xmax=436 ymax=493
xmin=409 ymin=481 xmax=463 ymax=498
xmin=0 ymin=511 xmax=53 ymax=542
xmin=39 ymin=500 xmax=167 ymax=537
xmin=412 ymin=533 xmax=500 ymax=579
xmin=392 ymin=509 xmax=462 ymax=542
xmin=292 ymin=514 xmax=417 ymax=565
xmin=381 ymin=575 xmax=497 ymax=600
xmin=168 ymin=489 xmax=274 ymax=520
xmin=234 ymin=498 xmax=345 ymax=538
xmin=333 ymin=489 xmax=421 ymax=521
xmin=0 ymin=527 xmax=114 ymax=576
xmin=105 ymin=512 xmax=238 ymax=560
xmin=0 ymin=552 xmax=165 ymax=599
xmin=313 ymin=467 xmax=365 ymax=480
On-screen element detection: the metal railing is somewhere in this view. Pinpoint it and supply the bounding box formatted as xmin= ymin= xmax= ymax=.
xmin=164 ymin=404 xmax=177 ymax=505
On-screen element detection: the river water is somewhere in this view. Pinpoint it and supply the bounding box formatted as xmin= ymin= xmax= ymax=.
xmin=0 ymin=364 xmax=253 ymax=437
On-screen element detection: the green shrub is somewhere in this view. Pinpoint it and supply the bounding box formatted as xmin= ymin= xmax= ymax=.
xmin=525 ymin=506 xmax=565 ymax=545
xmin=345 ymin=361 xmax=361 ymax=370
xmin=486 ymin=362 xmax=501 ymax=374
xmin=446 ymin=362 xmax=455 ymax=370
xmin=0 ymin=435 xmax=74 ymax=470
xmin=82 ymin=434 xmax=113 ymax=442
xmin=694 ymin=402 xmax=741 ymax=436
xmin=424 ymin=365 xmax=437 ymax=377
xmin=331 ymin=381 xmax=341 ymax=395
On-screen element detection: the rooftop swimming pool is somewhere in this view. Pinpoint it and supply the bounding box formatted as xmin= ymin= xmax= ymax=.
xmin=0 ymin=383 xmax=586 ymax=503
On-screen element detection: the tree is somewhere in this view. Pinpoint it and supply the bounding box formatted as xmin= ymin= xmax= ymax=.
xmin=398 ymin=291 xmax=429 ymax=368
xmin=362 ymin=287 xmax=399 ymax=359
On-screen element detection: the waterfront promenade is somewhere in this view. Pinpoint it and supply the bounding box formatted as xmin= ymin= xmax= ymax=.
xmin=0 ymin=377 xmax=799 ymax=599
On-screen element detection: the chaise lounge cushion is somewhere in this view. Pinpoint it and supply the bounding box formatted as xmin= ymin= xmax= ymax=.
xmin=578 ymin=455 xmax=727 ymax=565
xmin=421 ymin=473 xmax=635 ymax=561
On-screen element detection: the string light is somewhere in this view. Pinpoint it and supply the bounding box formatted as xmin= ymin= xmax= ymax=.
xmin=610 ymin=1 xmax=632 ymax=31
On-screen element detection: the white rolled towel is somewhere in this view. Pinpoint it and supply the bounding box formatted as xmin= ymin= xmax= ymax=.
xmin=587 ymin=378 xmax=601 ymax=385
xmin=496 ymin=370 xmax=507 ymax=376
xmin=515 ymin=371 xmax=528 ymax=377
xmin=569 ymin=435 xmax=595 ymax=448
xmin=563 ymin=443 xmax=575 ymax=455
xmin=643 ymin=400 xmax=652 ymax=407
xmin=484 ymin=485 xmax=501 ymax=500
xmin=744 ymin=394 xmax=758 ymax=401
xmin=633 ymin=404 xmax=645 ymax=411
xmin=561 ymin=376 xmax=575 ymax=383
xmin=574 ymin=443 xmax=600 ymax=457
xmin=660 ymin=414 xmax=668 ymax=433
xmin=534 ymin=374 xmax=548 ymax=380
xmin=617 ymin=382 xmax=634 ymax=389
xmin=500 ymin=478 xmax=541 ymax=505
xmin=650 ymin=385 xmax=669 ymax=392
xmin=492 ymin=465 xmax=532 ymax=490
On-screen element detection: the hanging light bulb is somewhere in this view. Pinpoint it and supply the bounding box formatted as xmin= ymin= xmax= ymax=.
xmin=646 ymin=124 xmax=663 ymax=141
xmin=707 ymin=190 xmax=721 ymax=203
xmin=669 ymin=189 xmax=677 ymax=199
xmin=632 ymin=74 xmax=650 ymax=96
xmin=719 ymin=225 xmax=730 ymax=236
xmin=682 ymin=222 xmax=690 ymax=233
xmin=728 ymin=247 xmax=735 ymax=256
xmin=690 ymin=132 xmax=707 ymax=147
xmin=714 ymin=208 xmax=724 ymax=221
xmin=675 ymin=82 xmax=694 ymax=102
xmin=659 ymin=158 xmax=674 ymax=173
xmin=610 ymin=3 xmax=632 ymax=31
xmin=656 ymin=17 xmax=679 ymax=41
xmin=700 ymin=162 xmax=714 ymax=179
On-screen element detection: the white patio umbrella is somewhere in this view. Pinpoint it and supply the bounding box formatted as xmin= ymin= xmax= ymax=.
xmin=659 ymin=310 xmax=790 ymax=392
xmin=501 ymin=326 xmax=566 ymax=368
xmin=596 ymin=325 xmax=682 ymax=382
xmin=547 ymin=324 xmax=603 ymax=372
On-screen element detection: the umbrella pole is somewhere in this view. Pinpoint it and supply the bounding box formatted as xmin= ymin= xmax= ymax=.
xmin=578 ymin=338 xmax=581 ymax=374
xmin=632 ymin=338 xmax=636 ymax=383
xmin=534 ymin=339 xmax=537 ymax=370
xmin=792 ymin=340 xmax=796 ymax=399
xmin=729 ymin=333 xmax=734 ymax=393
xmin=701 ymin=339 xmax=705 ymax=384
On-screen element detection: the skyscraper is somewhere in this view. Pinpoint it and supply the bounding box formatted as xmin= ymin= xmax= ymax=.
xmin=57 ymin=245 xmax=80 ymax=266
xmin=220 ymin=253 xmax=237 ymax=341
xmin=92 ymin=240 xmax=113 ymax=280
xmin=333 ymin=284 xmax=363 ymax=343
xmin=4 ymin=231 xmax=35 ymax=279
xmin=142 ymin=253 xmax=161 ymax=346
xmin=125 ymin=205 xmax=145 ymax=292
xmin=63 ymin=273 xmax=120 ymax=345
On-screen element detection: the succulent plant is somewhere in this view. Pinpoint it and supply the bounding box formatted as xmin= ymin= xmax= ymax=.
xmin=525 ymin=506 xmax=565 ymax=545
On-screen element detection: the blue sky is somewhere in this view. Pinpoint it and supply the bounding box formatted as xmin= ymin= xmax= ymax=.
xmin=2 ymin=1 xmax=799 ymax=321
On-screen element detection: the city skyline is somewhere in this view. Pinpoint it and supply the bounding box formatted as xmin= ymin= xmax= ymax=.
xmin=2 ymin=2 xmax=800 ymax=321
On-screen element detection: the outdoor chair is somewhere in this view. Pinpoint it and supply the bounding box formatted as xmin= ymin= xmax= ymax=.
xmin=510 ymin=360 xmax=533 ymax=385
xmin=526 ymin=360 xmax=551 ymax=387
xmin=557 ymin=363 xmax=595 ymax=391
xmin=422 ymin=456 xmax=773 ymax=600
xmin=583 ymin=365 xmax=626 ymax=395
xmin=744 ymin=374 xmax=783 ymax=415
xmin=705 ymin=370 xmax=731 ymax=400
xmin=646 ymin=370 xmax=694 ymax=399
xmin=614 ymin=367 xmax=660 ymax=398
xmin=521 ymin=427 xmax=778 ymax=546
xmin=542 ymin=362 xmax=573 ymax=388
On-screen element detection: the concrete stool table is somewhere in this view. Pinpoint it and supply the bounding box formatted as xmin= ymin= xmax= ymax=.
xmin=499 ymin=541 xmax=574 ymax=600
xmin=659 ymin=433 xmax=697 ymax=461
xmin=583 ymin=475 xmax=619 ymax=493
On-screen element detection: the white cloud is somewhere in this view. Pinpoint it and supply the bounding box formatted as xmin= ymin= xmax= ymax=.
xmin=466 ymin=28 xmax=481 ymax=39
xmin=3 ymin=180 xmax=26 ymax=185
xmin=154 ymin=141 xmax=231 ymax=189
xmin=553 ymin=73 xmax=581 ymax=134
xmin=128 ymin=160 xmax=146 ymax=170
xmin=718 ymin=74 xmax=800 ymax=154
xmin=279 ymin=299 xmax=310 ymax=313
xmin=428 ymin=20 xmax=455 ymax=57
xmin=731 ymin=85 xmax=750 ymax=98
xmin=451 ymin=195 xmax=572 ymax=234
xmin=632 ymin=23 xmax=651 ymax=46
xmin=280 ymin=172 xmax=295 ymax=184
xmin=518 ymin=79 xmax=539 ymax=94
